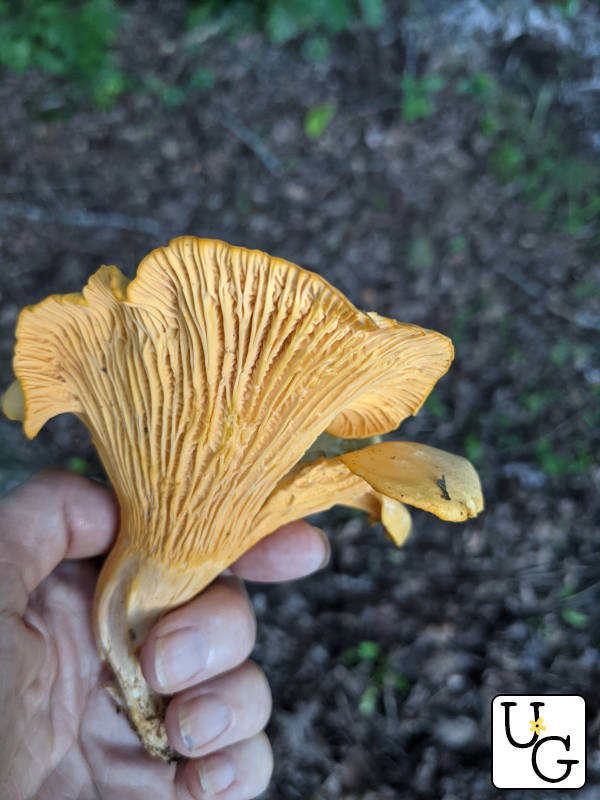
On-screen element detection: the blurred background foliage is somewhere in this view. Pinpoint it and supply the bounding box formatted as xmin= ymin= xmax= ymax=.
xmin=1 ymin=0 xmax=598 ymax=241
xmin=0 ymin=0 xmax=125 ymax=108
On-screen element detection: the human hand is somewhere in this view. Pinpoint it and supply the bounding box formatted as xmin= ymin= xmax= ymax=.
xmin=0 ymin=469 xmax=329 ymax=800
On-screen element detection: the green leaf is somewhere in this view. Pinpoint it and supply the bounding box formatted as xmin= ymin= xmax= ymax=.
xmin=521 ymin=391 xmax=554 ymax=417
xmin=406 ymin=236 xmax=434 ymax=271
xmin=187 ymin=5 xmax=214 ymax=30
xmin=301 ymin=34 xmax=330 ymax=62
xmin=480 ymin=112 xmax=500 ymax=136
xmin=422 ymin=74 xmax=446 ymax=93
xmin=550 ymin=339 xmax=573 ymax=367
xmin=424 ymin=391 xmax=450 ymax=420
xmin=400 ymin=73 xmax=445 ymax=123
xmin=464 ymin=432 xmax=483 ymax=466
xmin=356 ymin=640 xmax=380 ymax=661
xmin=456 ymin=72 xmax=496 ymax=99
xmin=394 ymin=673 xmax=410 ymax=693
xmin=6 ymin=37 xmax=33 ymax=71
xmin=319 ymin=0 xmax=353 ymax=32
xmin=558 ymin=583 xmax=576 ymax=601
xmin=266 ymin=3 xmax=302 ymax=43
xmin=490 ymin=140 xmax=526 ymax=181
xmin=92 ymin=65 xmax=126 ymax=109
xmin=449 ymin=234 xmax=467 ymax=254
xmin=144 ymin=74 xmax=186 ymax=109
xmin=66 ymin=456 xmax=88 ymax=476
xmin=561 ymin=608 xmax=587 ymax=629
xmin=358 ymin=684 xmax=379 ymax=716
xmin=304 ymin=102 xmax=335 ymax=139
xmin=189 ymin=68 xmax=215 ymax=90
xmin=359 ymin=0 xmax=385 ymax=28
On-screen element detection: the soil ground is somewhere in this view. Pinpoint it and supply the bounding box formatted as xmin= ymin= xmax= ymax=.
xmin=1 ymin=2 xmax=599 ymax=798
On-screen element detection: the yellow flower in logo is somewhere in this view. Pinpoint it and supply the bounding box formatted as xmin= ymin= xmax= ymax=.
xmin=530 ymin=717 xmax=547 ymax=735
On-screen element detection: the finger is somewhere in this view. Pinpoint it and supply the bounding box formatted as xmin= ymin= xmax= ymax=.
xmin=141 ymin=577 xmax=256 ymax=694
xmin=0 ymin=468 xmax=118 ymax=598
xmin=229 ymin=520 xmax=329 ymax=582
xmin=181 ymin=732 xmax=273 ymax=800
xmin=165 ymin=660 xmax=271 ymax=758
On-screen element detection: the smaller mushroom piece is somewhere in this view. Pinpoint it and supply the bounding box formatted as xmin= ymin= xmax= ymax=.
xmin=340 ymin=441 xmax=484 ymax=521
xmin=2 ymin=379 xmax=25 ymax=422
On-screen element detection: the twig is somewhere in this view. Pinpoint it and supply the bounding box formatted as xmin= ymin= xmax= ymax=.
xmin=218 ymin=111 xmax=283 ymax=176
xmin=0 ymin=201 xmax=165 ymax=238
xmin=494 ymin=264 xmax=600 ymax=331
xmin=493 ymin=263 xmax=543 ymax=300
xmin=349 ymin=99 xmax=400 ymax=119
xmin=546 ymin=300 xmax=600 ymax=332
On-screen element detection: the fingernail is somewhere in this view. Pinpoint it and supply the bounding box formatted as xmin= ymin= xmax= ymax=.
xmin=155 ymin=628 xmax=207 ymax=689
xmin=196 ymin=753 xmax=236 ymax=796
xmin=316 ymin=528 xmax=331 ymax=569
xmin=179 ymin=694 xmax=232 ymax=751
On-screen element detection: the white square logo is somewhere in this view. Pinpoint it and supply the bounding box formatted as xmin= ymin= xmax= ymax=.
xmin=492 ymin=695 xmax=586 ymax=789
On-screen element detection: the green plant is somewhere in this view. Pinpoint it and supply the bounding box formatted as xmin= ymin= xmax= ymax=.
xmin=535 ymin=436 xmax=569 ymax=477
xmin=188 ymin=0 xmax=386 ymax=44
xmin=534 ymin=436 xmax=590 ymax=478
xmin=65 ymin=456 xmax=88 ymax=475
xmin=406 ymin=235 xmax=434 ymax=270
xmin=464 ymin=432 xmax=483 ymax=467
xmin=358 ymin=0 xmax=384 ymax=28
xmin=454 ymin=71 xmax=600 ymax=239
xmin=188 ymin=67 xmax=215 ymax=90
xmin=449 ymin=234 xmax=467 ymax=254
xmin=449 ymin=302 xmax=480 ymax=345
xmin=304 ymin=102 xmax=336 ymax=139
xmin=424 ymin=390 xmax=450 ymax=420
xmin=549 ymin=338 xmax=575 ymax=367
xmin=400 ymin=73 xmax=446 ymax=123
xmin=558 ymin=584 xmax=588 ymax=628
xmin=0 ymin=0 xmax=125 ymax=109
xmin=143 ymin=74 xmax=187 ymax=109
xmin=521 ymin=390 xmax=556 ymax=418
xmin=456 ymin=72 xmax=497 ymax=100
xmin=551 ymin=0 xmax=581 ymax=18
xmin=561 ymin=607 xmax=587 ymax=628
xmin=267 ymin=0 xmax=352 ymax=42
xmin=143 ymin=66 xmax=214 ymax=110
xmin=301 ymin=34 xmax=330 ymax=62
xmin=342 ymin=640 xmax=410 ymax=717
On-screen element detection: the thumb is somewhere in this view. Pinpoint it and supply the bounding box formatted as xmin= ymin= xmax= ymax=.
xmin=0 ymin=468 xmax=118 ymax=610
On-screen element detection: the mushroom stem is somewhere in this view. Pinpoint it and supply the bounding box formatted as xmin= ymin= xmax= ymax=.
xmin=93 ymin=535 xmax=225 ymax=760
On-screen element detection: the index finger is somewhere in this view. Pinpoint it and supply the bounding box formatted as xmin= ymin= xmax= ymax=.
xmin=228 ymin=521 xmax=330 ymax=583
xmin=0 ymin=468 xmax=119 ymax=600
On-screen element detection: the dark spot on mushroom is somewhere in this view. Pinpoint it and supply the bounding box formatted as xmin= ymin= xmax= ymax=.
xmin=129 ymin=627 xmax=136 ymax=642
xmin=437 ymin=474 xmax=451 ymax=501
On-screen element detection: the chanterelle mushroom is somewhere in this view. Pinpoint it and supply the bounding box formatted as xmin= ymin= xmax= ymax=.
xmin=2 ymin=237 xmax=483 ymax=760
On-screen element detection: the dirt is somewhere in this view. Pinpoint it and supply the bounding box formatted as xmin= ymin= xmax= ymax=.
xmin=0 ymin=1 xmax=599 ymax=798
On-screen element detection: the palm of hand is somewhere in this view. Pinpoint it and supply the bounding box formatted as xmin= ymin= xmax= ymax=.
xmin=6 ymin=559 xmax=177 ymax=800
xmin=1 ymin=471 xmax=328 ymax=800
